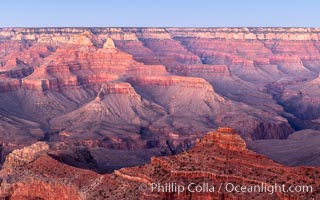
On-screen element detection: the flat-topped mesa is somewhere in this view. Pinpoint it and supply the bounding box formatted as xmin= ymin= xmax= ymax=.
xmin=129 ymin=76 xmax=214 ymax=90
xmin=95 ymin=82 xmax=140 ymax=102
xmin=196 ymin=127 xmax=247 ymax=151
xmin=22 ymin=78 xmax=59 ymax=91
xmin=21 ymin=66 xmax=60 ymax=91
xmin=103 ymin=82 xmax=136 ymax=94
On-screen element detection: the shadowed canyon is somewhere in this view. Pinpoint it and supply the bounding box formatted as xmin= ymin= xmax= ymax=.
xmin=0 ymin=28 xmax=320 ymax=199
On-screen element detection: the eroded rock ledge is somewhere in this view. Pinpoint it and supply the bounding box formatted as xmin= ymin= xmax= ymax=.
xmin=0 ymin=128 xmax=319 ymax=200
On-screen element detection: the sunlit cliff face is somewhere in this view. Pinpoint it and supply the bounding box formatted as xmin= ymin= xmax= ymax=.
xmin=0 ymin=28 xmax=320 ymax=199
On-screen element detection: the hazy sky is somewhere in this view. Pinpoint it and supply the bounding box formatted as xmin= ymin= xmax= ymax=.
xmin=1 ymin=0 xmax=319 ymax=27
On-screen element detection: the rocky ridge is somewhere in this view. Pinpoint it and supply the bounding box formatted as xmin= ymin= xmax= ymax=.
xmin=0 ymin=128 xmax=319 ymax=200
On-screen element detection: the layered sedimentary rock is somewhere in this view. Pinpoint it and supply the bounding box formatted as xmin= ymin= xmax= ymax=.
xmin=1 ymin=128 xmax=319 ymax=200
xmin=1 ymin=27 xmax=320 ymax=171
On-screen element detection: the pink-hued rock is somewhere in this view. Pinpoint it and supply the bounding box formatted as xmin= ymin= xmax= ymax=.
xmin=0 ymin=28 xmax=320 ymax=185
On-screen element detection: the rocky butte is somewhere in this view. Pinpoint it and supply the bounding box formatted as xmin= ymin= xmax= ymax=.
xmin=0 ymin=128 xmax=319 ymax=200
xmin=0 ymin=27 xmax=320 ymax=199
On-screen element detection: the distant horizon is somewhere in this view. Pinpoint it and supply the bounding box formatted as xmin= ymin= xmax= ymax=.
xmin=1 ymin=0 xmax=319 ymax=27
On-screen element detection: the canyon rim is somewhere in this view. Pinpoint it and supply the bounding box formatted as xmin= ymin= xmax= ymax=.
xmin=0 ymin=27 xmax=320 ymax=199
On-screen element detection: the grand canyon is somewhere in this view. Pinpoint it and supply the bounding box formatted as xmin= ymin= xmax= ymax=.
xmin=0 ymin=27 xmax=320 ymax=199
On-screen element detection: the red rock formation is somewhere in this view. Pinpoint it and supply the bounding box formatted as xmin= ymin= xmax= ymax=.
xmin=101 ymin=82 xmax=137 ymax=94
xmin=0 ymin=34 xmax=169 ymax=93
xmin=2 ymin=142 xmax=50 ymax=171
xmin=1 ymin=128 xmax=319 ymax=199
xmin=1 ymin=27 xmax=308 ymax=144
xmin=1 ymin=27 xmax=320 ymax=175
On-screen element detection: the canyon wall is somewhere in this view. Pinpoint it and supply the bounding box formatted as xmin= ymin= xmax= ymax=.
xmin=0 ymin=27 xmax=320 ymax=172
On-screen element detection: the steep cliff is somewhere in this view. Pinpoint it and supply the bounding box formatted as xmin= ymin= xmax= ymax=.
xmin=1 ymin=27 xmax=320 ymax=171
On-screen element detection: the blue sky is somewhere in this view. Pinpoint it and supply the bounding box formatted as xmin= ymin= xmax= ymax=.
xmin=1 ymin=0 xmax=319 ymax=27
